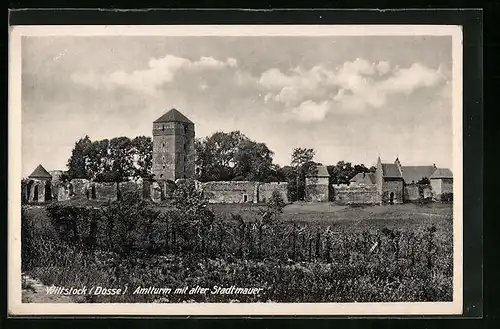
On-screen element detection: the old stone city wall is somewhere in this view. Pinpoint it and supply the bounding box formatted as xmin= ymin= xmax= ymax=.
xmin=200 ymin=181 xmax=258 ymax=204
xmin=200 ymin=181 xmax=289 ymax=204
xmin=22 ymin=179 xmax=289 ymax=205
xmin=257 ymin=182 xmax=289 ymax=203
xmin=404 ymin=185 xmax=420 ymax=202
xmin=332 ymin=184 xmax=379 ymax=205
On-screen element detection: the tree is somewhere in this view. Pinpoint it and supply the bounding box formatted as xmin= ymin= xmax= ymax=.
xmin=67 ymin=136 xmax=153 ymax=182
xmin=233 ymin=140 xmax=274 ymax=182
xmin=171 ymin=180 xmax=214 ymax=253
xmin=131 ymin=136 xmax=153 ymax=180
xmin=327 ymin=161 xmax=375 ymax=186
xmin=195 ymin=132 xmax=245 ymax=181
xmin=290 ymin=148 xmax=315 ymax=201
xmin=277 ymin=165 xmax=298 ymax=201
xmin=417 ymin=177 xmax=431 ymax=185
xmin=195 ymin=131 xmax=276 ymax=182
xmin=67 ymin=136 xmax=93 ymax=179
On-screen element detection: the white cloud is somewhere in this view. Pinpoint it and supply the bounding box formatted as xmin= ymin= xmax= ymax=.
xmin=287 ymin=100 xmax=331 ymax=123
xmin=378 ymin=63 xmax=445 ymax=94
xmin=258 ymin=58 xmax=446 ymax=122
xmin=340 ymin=57 xmax=376 ymax=76
xmin=376 ymin=61 xmax=391 ymax=75
xmin=227 ymin=57 xmax=238 ymax=68
xmin=71 ymin=54 xmax=447 ymax=124
xmin=258 ymin=68 xmax=302 ymax=90
xmin=72 ymin=54 xmax=238 ymax=94
xmin=192 ymin=56 xmax=228 ymax=69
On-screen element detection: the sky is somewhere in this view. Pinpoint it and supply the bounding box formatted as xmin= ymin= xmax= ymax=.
xmin=21 ymin=35 xmax=454 ymax=177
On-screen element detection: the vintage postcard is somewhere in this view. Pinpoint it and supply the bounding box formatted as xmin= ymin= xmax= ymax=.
xmin=9 ymin=24 xmax=463 ymax=316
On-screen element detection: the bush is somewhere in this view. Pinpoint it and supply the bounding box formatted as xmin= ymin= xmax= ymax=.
xmin=266 ymin=190 xmax=286 ymax=214
xmin=440 ymin=193 xmax=453 ymax=203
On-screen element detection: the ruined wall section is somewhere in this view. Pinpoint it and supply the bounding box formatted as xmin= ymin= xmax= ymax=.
xmin=119 ymin=181 xmax=144 ymax=199
xmin=70 ymin=179 xmax=91 ymax=200
xmin=332 ymin=184 xmax=378 ymax=205
xmin=90 ymin=182 xmax=118 ymax=201
xmin=404 ymin=185 xmax=420 ymax=201
xmin=257 ymin=182 xmax=289 ymax=203
xmin=200 ymin=181 xmax=257 ymax=204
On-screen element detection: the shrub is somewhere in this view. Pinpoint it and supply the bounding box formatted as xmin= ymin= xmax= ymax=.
xmin=266 ymin=190 xmax=286 ymax=214
xmin=440 ymin=193 xmax=453 ymax=203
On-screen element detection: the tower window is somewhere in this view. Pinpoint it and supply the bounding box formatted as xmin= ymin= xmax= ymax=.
xmin=162 ymin=125 xmax=165 ymax=131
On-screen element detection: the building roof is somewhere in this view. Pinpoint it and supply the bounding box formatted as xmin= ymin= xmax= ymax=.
xmin=29 ymin=164 xmax=52 ymax=179
xmin=306 ymin=164 xmax=330 ymax=178
xmin=400 ymin=166 xmax=436 ymax=184
xmin=381 ymin=163 xmax=402 ymax=178
xmin=154 ymin=108 xmax=193 ymax=124
xmin=350 ymin=172 xmax=376 ymax=184
xmin=430 ymin=168 xmax=453 ymax=179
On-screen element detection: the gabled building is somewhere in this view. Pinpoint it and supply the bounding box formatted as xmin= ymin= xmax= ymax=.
xmin=429 ymin=168 xmax=454 ymax=198
xmin=373 ymin=157 xmax=452 ymax=204
xmin=25 ymin=164 xmax=53 ymax=202
xmin=305 ymin=164 xmax=330 ymax=202
xmin=375 ymin=157 xmax=405 ymax=204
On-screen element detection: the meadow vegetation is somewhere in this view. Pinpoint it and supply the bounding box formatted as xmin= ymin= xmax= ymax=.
xmin=21 ymin=183 xmax=453 ymax=303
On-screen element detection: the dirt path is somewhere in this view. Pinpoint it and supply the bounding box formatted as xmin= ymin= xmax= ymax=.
xmin=22 ymin=275 xmax=77 ymax=303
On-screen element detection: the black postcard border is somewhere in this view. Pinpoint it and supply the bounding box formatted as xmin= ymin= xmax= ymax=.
xmin=4 ymin=8 xmax=484 ymax=325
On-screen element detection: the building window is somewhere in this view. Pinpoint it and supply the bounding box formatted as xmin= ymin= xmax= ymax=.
xmin=162 ymin=125 xmax=165 ymax=131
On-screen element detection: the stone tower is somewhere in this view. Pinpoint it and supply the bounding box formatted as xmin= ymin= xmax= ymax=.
xmin=152 ymin=108 xmax=195 ymax=181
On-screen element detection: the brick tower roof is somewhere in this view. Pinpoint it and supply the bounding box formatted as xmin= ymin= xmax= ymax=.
xmin=29 ymin=164 xmax=52 ymax=179
xmin=154 ymin=108 xmax=193 ymax=124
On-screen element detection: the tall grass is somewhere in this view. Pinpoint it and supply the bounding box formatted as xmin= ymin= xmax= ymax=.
xmin=21 ymin=197 xmax=453 ymax=303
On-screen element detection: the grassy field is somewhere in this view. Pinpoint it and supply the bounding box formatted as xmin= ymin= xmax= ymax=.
xmin=26 ymin=201 xmax=453 ymax=228
xmin=210 ymin=202 xmax=453 ymax=232
xmin=21 ymin=201 xmax=454 ymax=303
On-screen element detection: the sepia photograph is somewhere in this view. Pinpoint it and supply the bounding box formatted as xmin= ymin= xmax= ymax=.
xmin=8 ymin=24 xmax=463 ymax=316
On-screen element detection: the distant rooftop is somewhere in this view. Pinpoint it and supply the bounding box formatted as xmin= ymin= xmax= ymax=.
xmin=154 ymin=108 xmax=193 ymax=124
xmin=350 ymin=172 xmax=376 ymax=184
xmin=306 ymin=164 xmax=330 ymax=178
xmin=430 ymin=168 xmax=453 ymax=179
xmin=29 ymin=164 xmax=52 ymax=179
xmin=401 ymin=166 xmax=436 ymax=184
xmin=381 ymin=163 xmax=402 ymax=178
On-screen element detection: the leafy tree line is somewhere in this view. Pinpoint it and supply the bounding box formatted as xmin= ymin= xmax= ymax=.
xmin=65 ymin=135 xmax=153 ymax=182
xmin=327 ymin=161 xmax=376 ymax=186
xmin=64 ymin=132 xmax=376 ymax=198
